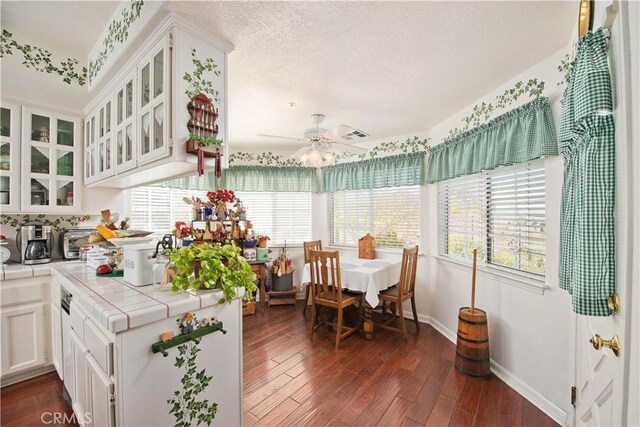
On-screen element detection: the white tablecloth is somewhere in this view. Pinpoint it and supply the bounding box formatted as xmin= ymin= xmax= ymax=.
xmin=301 ymin=255 xmax=402 ymax=307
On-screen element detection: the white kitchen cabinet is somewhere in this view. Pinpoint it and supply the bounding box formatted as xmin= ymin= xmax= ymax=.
xmin=114 ymin=72 xmax=136 ymax=174
xmin=0 ymin=302 xmax=46 ymax=376
xmin=86 ymin=355 xmax=115 ymax=427
xmin=83 ymin=15 xmax=232 ymax=188
xmin=95 ymin=98 xmax=115 ymax=181
xmin=21 ymin=106 xmax=82 ymax=212
xmin=50 ymin=302 xmax=63 ymax=380
xmin=84 ymin=111 xmax=97 ymax=184
xmin=70 ymin=328 xmax=88 ymax=426
xmin=137 ymin=35 xmax=170 ymax=166
xmin=0 ymin=102 xmax=21 ymax=211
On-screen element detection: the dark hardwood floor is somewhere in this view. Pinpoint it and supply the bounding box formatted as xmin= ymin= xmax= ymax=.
xmin=0 ymin=371 xmax=76 ymax=427
xmin=1 ymin=302 xmax=558 ymax=426
xmin=243 ymin=302 xmax=558 ymax=427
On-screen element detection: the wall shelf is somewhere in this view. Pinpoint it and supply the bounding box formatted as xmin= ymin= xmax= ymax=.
xmin=151 ymin=321 xmax=226 ymax=357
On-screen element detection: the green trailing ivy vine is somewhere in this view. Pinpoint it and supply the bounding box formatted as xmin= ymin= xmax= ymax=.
xmin=557 ymin=52 xmax=572 ymax=87
xmin=445 ymin=78 xmax=546 ymax=141
xmin=184 ymin=49 xmax=221 ymax=102
xmin=228 ymin=152 xmax=303 ymax=167
xmin=332 ymin=136 xmax=430 ymax=162
xmin=0 ymin=30 xmax=87 ymax=86
xmin=88 ymin=0 xmax=144 ymax=83
xmin=0 ymin=214 xmax=92 ymax=233
xmin=168 ymin=319 xmax=218 ymax=427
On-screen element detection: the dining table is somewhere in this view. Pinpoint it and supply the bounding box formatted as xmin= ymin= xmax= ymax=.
xmin=301 ymin=254 xmax=402 ymax=339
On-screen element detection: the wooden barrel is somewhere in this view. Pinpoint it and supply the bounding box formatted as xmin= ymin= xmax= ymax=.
xmin=455 ymin=307 xmax=491 ymax=378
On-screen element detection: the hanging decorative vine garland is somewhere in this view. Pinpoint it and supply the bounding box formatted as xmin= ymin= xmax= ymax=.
xmin=88 ymin=0 xmax=145 ymax=83
xmin=0 ymin=29 xmax=87 ymax=86
xmin=229 ymin=152 xmax=303 ymax=167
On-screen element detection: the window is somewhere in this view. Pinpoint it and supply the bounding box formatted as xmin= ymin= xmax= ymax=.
xmin=130 ymin=186 xmax=195 ymax=232
xmin=438 ymin=160 xmax=546 ymax=276
xmin=330 ymin=185 xmax=420 ymax=249
xmin=235 ymin=191 xmax=312 ymax=246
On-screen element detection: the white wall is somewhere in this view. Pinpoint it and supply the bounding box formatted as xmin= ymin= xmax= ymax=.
xmin=422 ymin=48 xmax=573 ymax=422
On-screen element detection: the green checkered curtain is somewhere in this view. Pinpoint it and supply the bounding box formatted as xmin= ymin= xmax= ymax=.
xmin=558 ymin=28 xmax=615 ymax=316
xmin=321 ymin=152 xmax=425 ymax=192
xmin=426 ymin=97 xmax=557 ymax=183
xmin=221 ymin=166 xmax=319 ymax=192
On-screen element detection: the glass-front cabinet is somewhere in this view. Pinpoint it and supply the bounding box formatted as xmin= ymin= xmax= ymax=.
xmin=137 ymin=37 xmax=169 ymax=166
xmin=114 ymin=72 xmax=136 ymax=174
xmin=0 ymin=102 xmax=21 ymax=212
xmin=21 ymin=107 xmax=81 ymax=213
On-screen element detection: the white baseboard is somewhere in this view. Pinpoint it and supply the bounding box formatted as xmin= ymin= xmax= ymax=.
xmin=1 ymin=365 xmax=56 ymax=387
xmin=404 ymin=310 xmax=568 ymax=426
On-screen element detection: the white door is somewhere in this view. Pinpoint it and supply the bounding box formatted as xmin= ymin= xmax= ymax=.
xmin=86 ymin=355 xmax=115 ymax=427
xmin=571 ymin=2 xmax=637 ymax=425
xmin=0 ymin=302 xmax=45 ymax=376
xmin=51 ymin=302 xmax=63 ymax=380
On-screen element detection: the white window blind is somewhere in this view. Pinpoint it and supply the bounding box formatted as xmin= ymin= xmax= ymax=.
xmin=130 ymin=187 xmax=195 ymax=233
xmin=330 ymin=185 xmax=420 ymax=249
xmin=236 ymin=191 xmax=312 ymax=246
xmin=438 ymin=160 xmax=546 ymax=276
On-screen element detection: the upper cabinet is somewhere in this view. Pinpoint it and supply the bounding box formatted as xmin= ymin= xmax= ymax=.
xmin=137 ymin=36 xmax=170 ymax=166
xmin=0 ymin=102 xmax=21 ymax=212
xmin=20 ymin=107 xmax=82 ymax=213
xmin=114 ymin=73 xmax=136 ymax=174
xmin=84 ymin=15 xmax=233 ymax=189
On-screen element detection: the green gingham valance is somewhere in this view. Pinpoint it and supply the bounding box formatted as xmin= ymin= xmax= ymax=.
xmin=321 ymin=152 xmax=426 ymax=192
xmin=221 ymin=166 xmax=318 ymax=192
xmin=426 ymin=97 xmax=558 ymax=183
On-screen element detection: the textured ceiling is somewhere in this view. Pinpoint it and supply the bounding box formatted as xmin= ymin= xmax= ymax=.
xmin=1 ymin=1 xmax=576 ymax=151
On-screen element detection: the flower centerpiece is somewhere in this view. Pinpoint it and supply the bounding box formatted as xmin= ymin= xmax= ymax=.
xmin=206 ymin=189 xmax=236 ymax=221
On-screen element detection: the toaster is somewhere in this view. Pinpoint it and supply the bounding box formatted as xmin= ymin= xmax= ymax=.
xmin=61 ymin=227 xmax=98 ymax=259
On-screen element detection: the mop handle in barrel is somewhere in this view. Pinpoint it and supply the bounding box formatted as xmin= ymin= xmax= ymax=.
xmin=471 ymin=249 xmax=477 ymax=313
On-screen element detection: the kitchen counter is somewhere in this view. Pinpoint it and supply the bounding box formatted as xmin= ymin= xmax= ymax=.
xmin=50 ymin=261 xmax=242 ymax=333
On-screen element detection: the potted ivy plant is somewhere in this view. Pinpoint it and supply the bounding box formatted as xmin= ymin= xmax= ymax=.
xmin=170 ymin=243 xmax=257 ymax=304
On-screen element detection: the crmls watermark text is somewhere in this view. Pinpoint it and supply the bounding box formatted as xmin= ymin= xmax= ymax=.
xmin=41 ymin=412 xmax=92 ymax=424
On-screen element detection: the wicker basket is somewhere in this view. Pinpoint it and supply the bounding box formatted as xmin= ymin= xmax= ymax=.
xmin=242 ymin=300 xmax=256 ymax=316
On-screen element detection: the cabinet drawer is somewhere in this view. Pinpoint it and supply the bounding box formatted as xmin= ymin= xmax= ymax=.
xmin=0 ymin=280 xmax=43 ymax=307
xmin=85 ymin=318 xmax=113 ymax=376
xmin=70 ymin=302 xmax=85 ymax=341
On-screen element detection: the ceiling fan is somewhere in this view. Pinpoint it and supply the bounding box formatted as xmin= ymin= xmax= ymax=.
xmin=257 ymin=113 xmax=368 ymax=166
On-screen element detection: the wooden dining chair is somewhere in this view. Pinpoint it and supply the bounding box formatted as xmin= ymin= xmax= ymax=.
xmin=309 ymin=249 xmax=360 ymax=349
xmin=302 ymin=240 xmax=322 ymax=317
xmin=375 ymin=246 xmax=420 ymax=339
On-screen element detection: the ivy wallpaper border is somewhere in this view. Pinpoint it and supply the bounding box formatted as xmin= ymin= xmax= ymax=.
xmin=230 ymin=136 xmax=430 ymax=167
xmin=88 ymin=0 xmax=144 ymax=83
xmin=0 ymin=214 xmax=92 ymax=233
xmin=0 ymin=29 xmax=87 ymax=86
xmin=444 ymin=78 xmax=546 ymax=141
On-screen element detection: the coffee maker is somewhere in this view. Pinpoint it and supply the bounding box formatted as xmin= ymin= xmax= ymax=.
xmin=16 ymin=222 xmax=53 ymax=264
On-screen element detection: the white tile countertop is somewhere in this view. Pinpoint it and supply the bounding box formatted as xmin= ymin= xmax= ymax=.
xmin=1 ymin=261 xmax=242 ymax=334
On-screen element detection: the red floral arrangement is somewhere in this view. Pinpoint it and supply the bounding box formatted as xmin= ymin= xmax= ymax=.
xmin=206 ymin=189 xmax=236 ymax=205
xmin=192 ymin=93 xmax=212 ymax=104
xmin=174 ymin=221 xmax=191 ymax=238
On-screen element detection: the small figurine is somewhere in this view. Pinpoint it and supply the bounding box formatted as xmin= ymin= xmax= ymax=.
xmin=160 ymin=331 xmax=175 ymax=342
xmin=180 ymin=312 xmax=195 ymax=334
xmin=202 ymin=316 xmax=218 ymax=327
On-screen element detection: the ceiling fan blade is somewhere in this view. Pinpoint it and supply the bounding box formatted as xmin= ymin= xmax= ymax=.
xmin=328 ymin=141 xmax=368 ymax=154
xmin=289 ymin=145 xmax=312 ymax=159
xmin=257 ymin=134 xmax=301 ymax=141
xmin=320 ymin=125 xmax=355 ymax=140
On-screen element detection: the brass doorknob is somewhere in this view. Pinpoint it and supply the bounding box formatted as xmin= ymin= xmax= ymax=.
xmin=590 ymin=334 xmax=621 ymax=357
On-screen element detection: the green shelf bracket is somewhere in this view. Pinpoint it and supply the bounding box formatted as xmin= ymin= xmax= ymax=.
xmin=151 ymin=321 xmax=227 ymax=357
